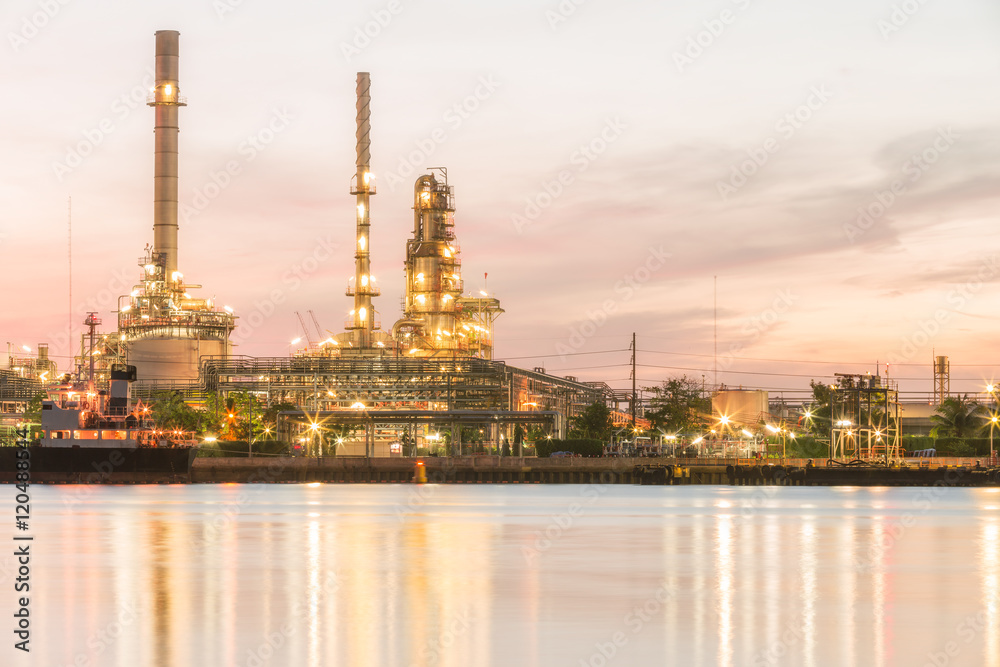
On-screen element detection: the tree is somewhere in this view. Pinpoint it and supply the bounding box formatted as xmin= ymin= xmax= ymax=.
xmin=644 ymin=376 xmax=710 ymax=434
xmin=569 ymin=401 xmax=612 ymax=440
xmin=22 ymin=390 xmax=47 ymax=440
xmin=930 ymin=394 xmax=985 ymax=438
xmin=149 ymin=392 xmax=201 ymax=434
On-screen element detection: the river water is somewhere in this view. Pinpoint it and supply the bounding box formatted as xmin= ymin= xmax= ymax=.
xmin=5 ymin=484 xmax=999 ymax=667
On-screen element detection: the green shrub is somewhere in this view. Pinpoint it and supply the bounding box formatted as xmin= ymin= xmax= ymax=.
xmin=534 ymin=438 xmax=603 ymax=458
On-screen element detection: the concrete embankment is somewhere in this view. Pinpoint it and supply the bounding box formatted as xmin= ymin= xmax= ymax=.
xmin=6 ymin=456 xmax=999 ymax=486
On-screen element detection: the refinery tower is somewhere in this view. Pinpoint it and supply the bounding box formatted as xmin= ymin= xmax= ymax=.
xmin=117 ymin=31 xmax=235 ymax=381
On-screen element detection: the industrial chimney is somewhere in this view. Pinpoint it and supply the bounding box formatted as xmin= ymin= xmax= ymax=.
xmin=148 ymin=30 xmax=185 ymax=279
xmin=117 ymin=30 xmax=235 ymax=383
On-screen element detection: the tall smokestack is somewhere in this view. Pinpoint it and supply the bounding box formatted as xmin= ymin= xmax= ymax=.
xmin=350 ymin=72 xmax=377 ymax=346
xmin=148 ymin=30 xmax=185 ymax=279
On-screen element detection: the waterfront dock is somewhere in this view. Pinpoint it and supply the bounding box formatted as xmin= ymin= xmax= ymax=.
xmin=5 ymin=455 xmax=999 ymax=486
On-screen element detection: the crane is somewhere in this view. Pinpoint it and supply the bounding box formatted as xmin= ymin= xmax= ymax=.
xmin=295 ymin=311 xmax=315 ymax=348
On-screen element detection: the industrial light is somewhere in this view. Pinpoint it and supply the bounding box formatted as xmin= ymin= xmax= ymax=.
xmin=416 ymin=295 xmax=426 ymax=304
xmin=224 ymin=305 xmax=234 ymax=313
xmin=443 ymin=248 xmax=452 ymax=258
xmin=443 ymin=294 xmax=452 ymax=301
xmin=416 ymin=273 xmax=424 ymax=282
xmin=310 ymin=423 xmax=319 ymax=431
xmin=291 ymin=337 xmax=302 ymax=345
xmin=358 ymin=307 xmax=367 ymax=320
xmin=765 ymin=424 xmax=779 ymax=433
xmin=144 ymin=264 xmax=156 ymax=274
xmin=21 ymin=345 xmax=30 ymax=352
xmin=361 ymin=275 xmax=369 ymax=287
xmin=351 ymin=402 xmax=366 ymax=410
xmin=363 ymin=171 xmax=372 ymax=185
xmin=693 ymin=437 xmax=704 ymax=444
xmin=171 ymin=271 xmax=183 ymax=282
xmin=741 ymin=429 xmax=753 ymax=438
xmin=479 ymin=290 xmax=488 ymax=296
xmin=357 ymin=203 xmax=365 ymax=216
xmin=164 ymin=84 xmax=172 ymax=96
xmin=358 ymin=236 xmax=366 ymax=250
xmin=719 ymin=415 xmax=730 ymax=425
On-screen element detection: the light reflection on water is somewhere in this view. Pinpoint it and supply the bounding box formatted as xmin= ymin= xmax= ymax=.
xmin=8 ymin=484 xmax=1000 ymax=666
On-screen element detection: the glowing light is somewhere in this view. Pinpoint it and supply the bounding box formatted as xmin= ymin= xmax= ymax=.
xmin=443 ymin=294 xmax=452 ymax=302
xmin=989 ymin=384 xmax=995 ymax=393
xmin=443 ymin=248 xmax=452 ymax=258
xmin=291 ymin=337 xmax=302 ymax=345
xmin=804 ymin=410 xmax=813 ymax=419
xmin=719 ymin=415 xmax=730 ymax=425
xmin=416 ymin=295 xmax=426 ymax=304
xmin=141 ymin=314 xmax=150 ymax=320
xmin=224 ymin=305 xmax=234 ymax=313
xmin=765 ymin=424 xmax=779 ymax=433
xmin=409 ymin=348 xmax=419 ymax=355
xmin=39 ymin=372 xmax=49 ymax=382
xmin=171 ymin=271 xmax=183 ymax=282
xmin=121 ymin=304 xmax=131 ymax=313
xmin=358 ymin=236 xmax=366 ymax=250
xmin=144 ymin=264 xmax=156 ymax=274
xmin=163 ymin=84 xmax=172 ymax=96
xmin=360 ymin=275 xmax=369 ymax=287
xmin=358 ymin=307 xmax=367 ymax=321
xmin=350 ymin=402 xmax=366 ymax=410
xmin=130 ymin=289 xmax=139 ymax=297
xmin=416 ymin=273 xmax=424 ymax=283
xmin=357 ymin=203 xmax=365 ymax=216
xmin=203 ymin=436 xmax=217 ymax=443
xmin=310 ymin=423 xmax=319 ymax=432
xmin=21 ymin=345 xmax=30 ymax=353
xmin=741 ymin=429 xmax=753 ymax=438
xmin=363 ymin=171 xmax=371 ymax=185
xmin=376 ymin=341 xmax=385 ymax=347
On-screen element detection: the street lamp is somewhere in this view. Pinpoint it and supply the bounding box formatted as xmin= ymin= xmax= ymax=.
xmin=991 ymin=416 xmax=998 ymax=464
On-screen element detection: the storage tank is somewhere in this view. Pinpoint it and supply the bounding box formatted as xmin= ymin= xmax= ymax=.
xmin=712 ymin=390 xmax=768 ymax=426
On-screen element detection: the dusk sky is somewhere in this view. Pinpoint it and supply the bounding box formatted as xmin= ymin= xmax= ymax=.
xmin=2 ymin=0 xmax=999 ymax=400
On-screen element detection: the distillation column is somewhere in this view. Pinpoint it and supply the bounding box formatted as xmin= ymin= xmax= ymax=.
xmin=347 ymin=72 xmax=380 ymax=348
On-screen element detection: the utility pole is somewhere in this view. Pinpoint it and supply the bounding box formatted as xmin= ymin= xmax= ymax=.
xmin=630 ymin=332 xmax=637 ymax=435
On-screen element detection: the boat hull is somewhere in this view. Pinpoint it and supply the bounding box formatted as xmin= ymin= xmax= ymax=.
xmin=0 ymin=445 xmax=196 ymax=481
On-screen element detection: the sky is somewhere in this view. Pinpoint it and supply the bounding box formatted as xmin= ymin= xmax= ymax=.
xmin=2 ymin=0 xmax=999 ymax=402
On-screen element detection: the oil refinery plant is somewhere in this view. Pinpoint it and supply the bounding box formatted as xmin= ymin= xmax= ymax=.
xmin=42 ymin=30 xmax=609 ymax=452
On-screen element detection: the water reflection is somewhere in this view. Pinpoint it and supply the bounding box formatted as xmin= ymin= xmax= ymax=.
xmin=15 ymin=485 xmax=1000 ymax=666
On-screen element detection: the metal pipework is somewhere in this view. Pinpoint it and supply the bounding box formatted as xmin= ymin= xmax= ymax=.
xmin=148 ymin=30 xmax=186 ymax=279
xmin=350 ymin=72 xmax=376 ymax=346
